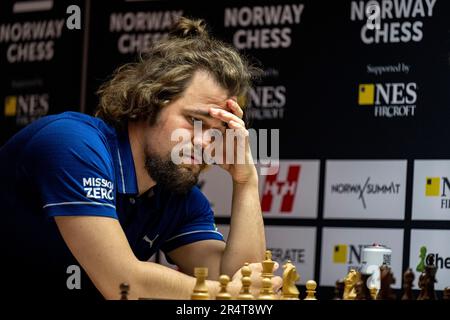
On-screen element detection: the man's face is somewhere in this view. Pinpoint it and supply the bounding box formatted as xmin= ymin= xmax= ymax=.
xmin=143 ymin=70 xmax=231 ymax=194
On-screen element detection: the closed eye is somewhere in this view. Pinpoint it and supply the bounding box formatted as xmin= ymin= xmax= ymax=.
xmin=187 ymin=116 xmax=201 ymax=125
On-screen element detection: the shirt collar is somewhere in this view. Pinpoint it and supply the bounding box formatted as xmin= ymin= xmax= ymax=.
xmin=105 ymin=125 xmax=138 ymax=195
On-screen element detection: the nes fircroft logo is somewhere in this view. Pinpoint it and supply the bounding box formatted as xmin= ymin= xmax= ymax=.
xmin=425 ymin=177 xmax=450 ymax=209
xmin=246 ymin=85 xmax=286 ymax=120
xmin=333 ymin=244 xmax=364 ymax=270
xmin=358 ymin=82 xmax=417 ymax=117
xmin=4 ymin=94 xmax=49 ymax=126
xmin=412 ymin=161 xmax=450 ymax=220
xmin=320 ymin=227 xmax=404 ymax=289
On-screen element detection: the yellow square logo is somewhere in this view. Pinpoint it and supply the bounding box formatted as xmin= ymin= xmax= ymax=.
xmin=358 ymin=84 xmax=375 ymax=105
xmin=4 ymin=96 xmax=17 ymax=117
xmin=333 ymin=244 xmax=348 ymax=264
xmin=425 ymin=177 xmax=440 ymax=197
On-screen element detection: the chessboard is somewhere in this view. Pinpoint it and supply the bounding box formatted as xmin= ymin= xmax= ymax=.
xmin=118 ymin=250 xmax=450 ymax=300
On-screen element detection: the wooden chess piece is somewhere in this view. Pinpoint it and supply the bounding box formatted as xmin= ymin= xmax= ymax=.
xmin=216 ymin=275 xmax=231 ymax=300
xmin=401 ymin=268 xmax=415 ymax=300
xmin=418 ymin=255 xmax=438 ymax=300
xmin=370 ymin=286 xmax=378 ymax=300
xmin=424 ymin=255 xmax=438 ymax=300
xmin=417 ymin=272 xmax=426 ymax=300
xmin=304 ymin=280 xmax=317 ymax=300
xmin=354 ymin=280 xmax=364 ymax=300
xmin=333 ymin=279 xmax=345 ymax=300
xmin=281 ymin=260 xmax=300 ymax=300
xmin=355 ymin=273 xmax=372 ymax=300
xmin=343 ymin=269 xmax=360 ymax=300
xmin=258 ymin=277 xmax=277 ymax=300
xmin=377 ymin=264 xmax=396 ymax=300
xmin=261 ymin=250 xmax=275 ymax=279
xmin=254 ymin=250 xmax=278 ymax=300
xmin=237 ymin=263 xmax=254 ymax=300
xmin=120 ymin=282 xmax=130 ymax=300
xmin=443 ymin=287 xmax=450 ymax=300
xmin=191 ymin=267 xmax=210 ymax=300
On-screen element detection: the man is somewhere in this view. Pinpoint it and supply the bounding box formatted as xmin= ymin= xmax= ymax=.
xmin=0 ymin=17 xmax=281 ymax=299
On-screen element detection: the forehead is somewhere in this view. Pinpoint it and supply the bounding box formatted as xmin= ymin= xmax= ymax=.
xmin=181 ymin=70 xmax=230 ymax=110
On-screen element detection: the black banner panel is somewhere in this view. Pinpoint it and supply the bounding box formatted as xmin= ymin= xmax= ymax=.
xmin=0 ymin=0 xmax=84 ymax=145
xmin=85 ymin=0 xmax=186 ymax=115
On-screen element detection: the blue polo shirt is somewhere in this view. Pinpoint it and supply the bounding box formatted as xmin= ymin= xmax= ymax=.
xmin=0 ymin=111 xmax=223 ymax=299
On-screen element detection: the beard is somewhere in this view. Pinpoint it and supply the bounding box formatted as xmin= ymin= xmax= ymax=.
xmin=144 ymin=150 xmax=207 ymax=195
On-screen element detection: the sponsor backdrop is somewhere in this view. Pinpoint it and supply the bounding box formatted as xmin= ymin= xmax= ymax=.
xmin=0 ymin=0 xmax=84 ymax=144
xmin=1 ymin=0 xmax=450 ymax=298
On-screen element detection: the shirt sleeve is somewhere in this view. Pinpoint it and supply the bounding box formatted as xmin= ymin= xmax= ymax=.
xmin=161 ymin=186 xmax=224 ymax=253
xmin=25 ymin=118 xmax=117 ymax=219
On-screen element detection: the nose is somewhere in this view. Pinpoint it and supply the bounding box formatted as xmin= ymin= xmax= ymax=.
xmin=193 ymin=129 xmax=218 ymax=150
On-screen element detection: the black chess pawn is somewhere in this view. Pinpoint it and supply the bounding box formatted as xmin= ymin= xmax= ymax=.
xmin=401 ymin=268 xmax=415 ymax=300
xmin=421 ymin=255 xmax=438 ymax=300
xmin=120 ymin=283 xmax=130 ymax=300
xmin=377 ymin=264 xmax=396 ymax=300
xmin=333 ymin=279 xmax=345 ymax=300
xmin=417 ymin=272 xmax=426 ymax=300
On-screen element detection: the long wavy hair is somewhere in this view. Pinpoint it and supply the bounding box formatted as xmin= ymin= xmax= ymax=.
xmin=96 ymin=17 xmax=260 ymax=130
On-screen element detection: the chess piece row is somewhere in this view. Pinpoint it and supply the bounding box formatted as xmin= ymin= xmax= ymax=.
xmin=334 ymin=260 xmax=450 ymax=300
xmin=192 ymin=250 xmax=317 ymax=300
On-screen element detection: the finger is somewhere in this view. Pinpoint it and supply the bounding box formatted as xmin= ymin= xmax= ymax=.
xmin=226 ymin=99 xmax=244 ymax=119
xmin=224 ymin=125 xmax=250 ymax=165
xmin=227 ymin=121 xmax=249 ymax=136
xmin=272 ymin=276 xmax=283 ymax=291
xmin=273 ymin=261 xmax=280 ymax=272
xmin=248 ymin=262 xmax=263 ymax=273
xmin=210 ymin=107 xmax=245 ymax=127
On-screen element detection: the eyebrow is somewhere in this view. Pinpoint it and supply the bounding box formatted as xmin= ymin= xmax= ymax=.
xmin=185 ymin=108 xmax=227 ymax=130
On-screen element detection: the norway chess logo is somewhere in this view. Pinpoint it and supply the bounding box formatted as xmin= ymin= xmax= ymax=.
xmin=261 ymin=165 xmax=301 ymax=213
xmin=425 ymin=177 xmax=450 ymax=209
xmin=416 ymin=246 xmax=450 ymax=272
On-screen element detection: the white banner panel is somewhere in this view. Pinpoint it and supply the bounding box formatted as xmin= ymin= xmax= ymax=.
xmin=260 ymin=160 xmax=320 ymax=218
xmin=324 ymin=160 xmax=407 ymax=219
xmin=409 ymin=229 xmax=450 ymax=291
xmin=412 ymin=160 xmax=450 ymax=220
xmin=218 ymin=224 xmax=316 ymax=285
xmin=320 ymin=227 xmax=404 ymax=289
xmin=200 ymin=160 xmax=320 ymax=218
xmin=199 ymin=166 xmax=233 ymax=217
